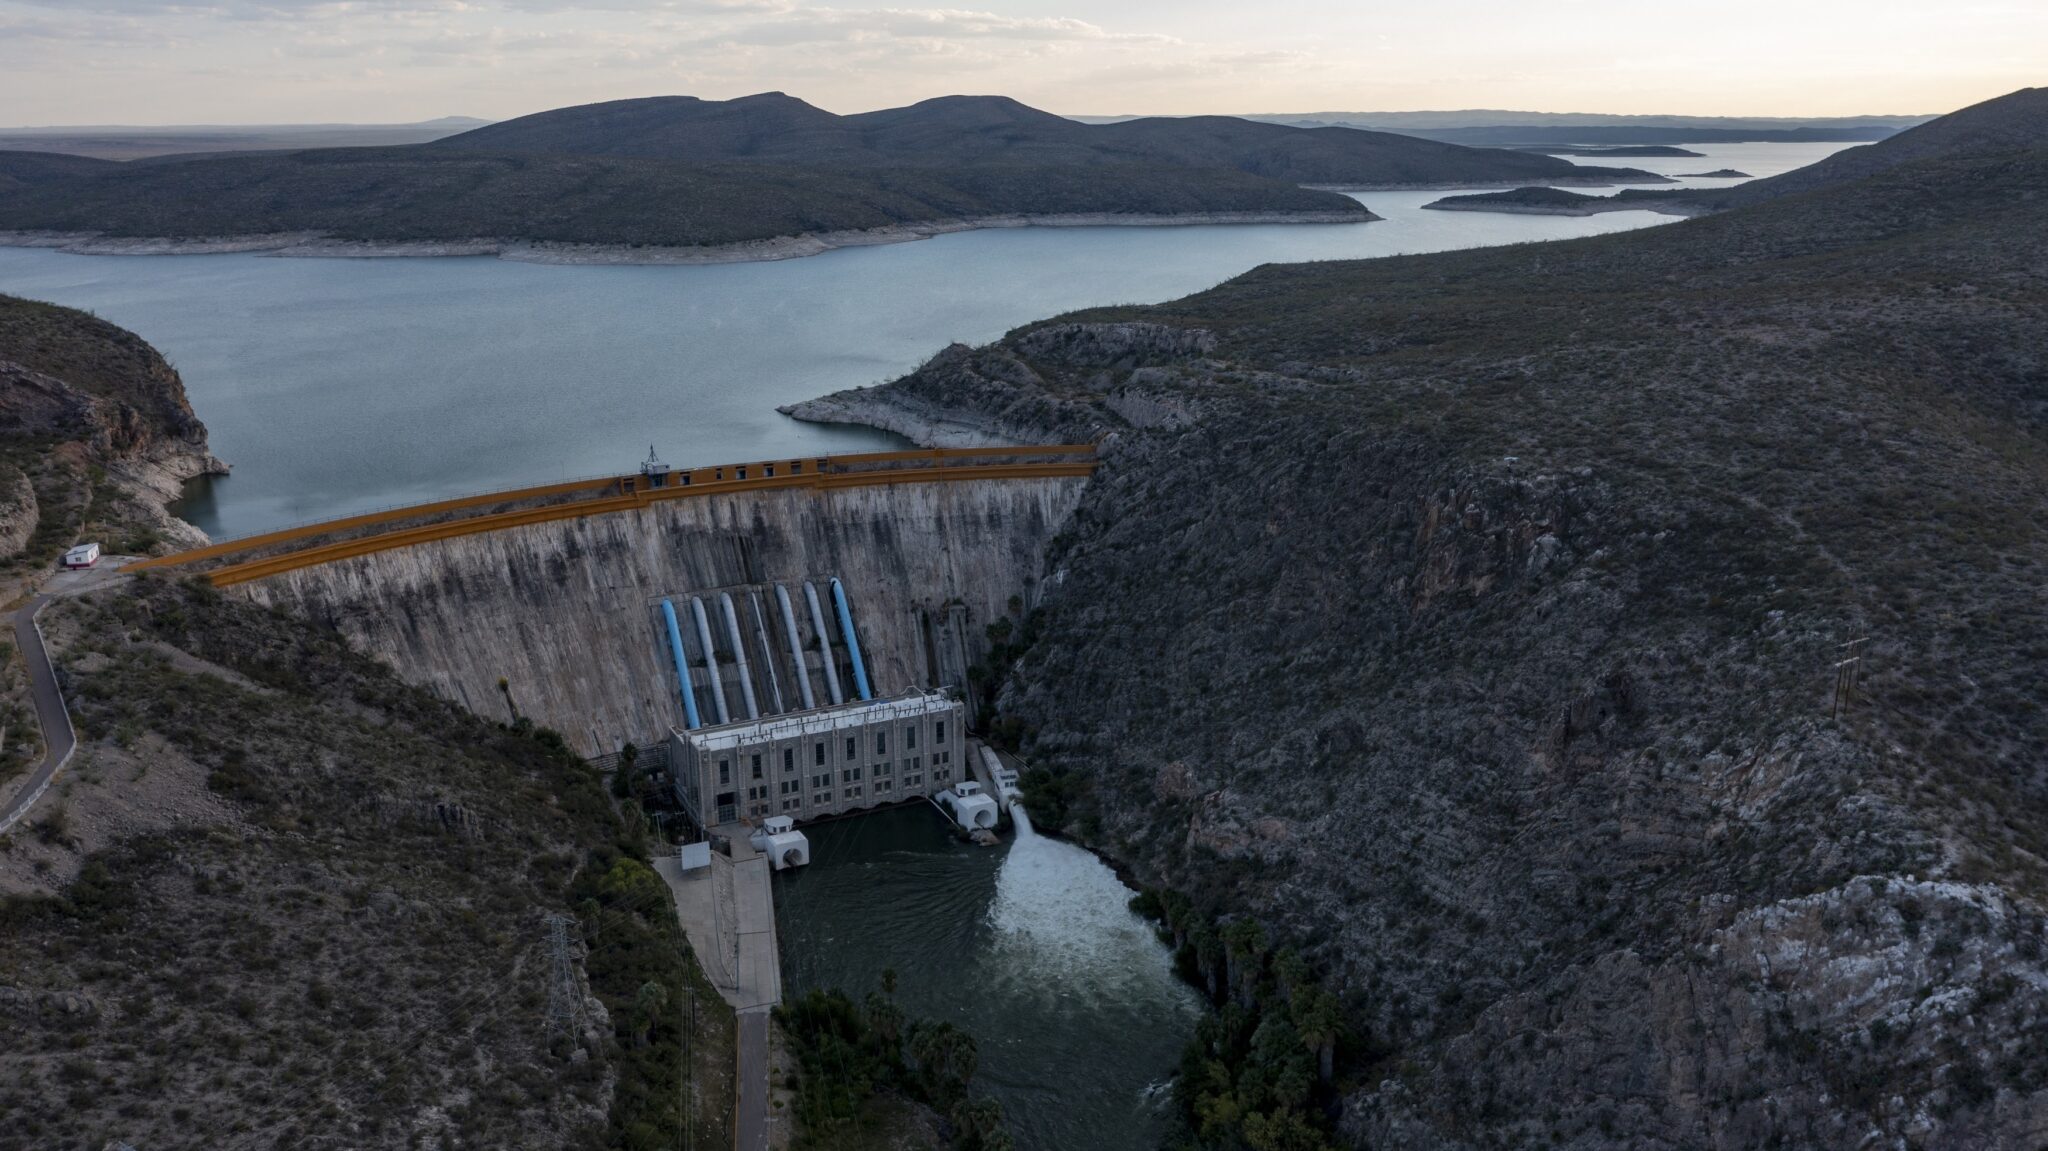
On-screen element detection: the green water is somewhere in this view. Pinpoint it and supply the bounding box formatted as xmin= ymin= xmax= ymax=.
xmin=774 ymin=804 xmax=1201 ymax=1150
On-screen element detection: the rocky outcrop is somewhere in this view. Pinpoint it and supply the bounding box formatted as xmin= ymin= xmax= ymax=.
xmin=0 ymin=466 xmax=36 ymax=557
xmin=780 ymin=322 xmax=1222 ymax=449
xmin=0 ymin=295 xmax=225 ymax=566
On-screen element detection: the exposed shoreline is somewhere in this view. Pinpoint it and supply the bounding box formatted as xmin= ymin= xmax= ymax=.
xmin=1303 ymin=175 xmax=1676 ymax=192
xmin=1420 ymin=198 xmax=1708 ymax=218
xmin=0 ymin=208 xmax=1379 ymax=267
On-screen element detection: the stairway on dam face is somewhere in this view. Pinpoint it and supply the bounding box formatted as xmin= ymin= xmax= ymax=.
xmin=233 ymin=477 xmax=1087 ymax=755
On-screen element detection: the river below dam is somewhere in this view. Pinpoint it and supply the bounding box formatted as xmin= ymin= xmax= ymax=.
xmin=774 ymin=803 xmax=1201 ymax=1151
xmin=0 ymin=142 xmax=1848 ymax=539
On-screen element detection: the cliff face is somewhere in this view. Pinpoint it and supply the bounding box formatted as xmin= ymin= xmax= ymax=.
xmin=0 ymin=294 xmax=225 ymax=570
xmin=235 ymin=477 xmax=1086 ymax=756
xmin=800 ymin=142 xmax=2048 ymax=1148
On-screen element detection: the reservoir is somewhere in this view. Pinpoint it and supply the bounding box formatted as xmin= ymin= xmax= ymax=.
xmin=0 ymin=143 xmax=1846 ymax=538
xmin=775 ymin=804 xmax=1200 ymax=1151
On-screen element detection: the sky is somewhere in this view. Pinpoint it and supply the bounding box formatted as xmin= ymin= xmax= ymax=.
xmin=1 ymin=0 xmax=2041 ymax=126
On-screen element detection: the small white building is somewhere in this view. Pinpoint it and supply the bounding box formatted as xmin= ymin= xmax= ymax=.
xmin=939 ymin=780 xmax=999 ymax=831
xmin=749 ymin=816 xmax=811 ymax=870
xmin=62 ymin=542 xmax=100 ymax=570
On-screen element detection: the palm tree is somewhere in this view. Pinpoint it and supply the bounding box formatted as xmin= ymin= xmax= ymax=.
xmin=1221 ymin=919 xmax=1268 ymax=1008
xmin=633 ymin=980 xmax=670 ymax=1048
xmin=1294 ymin=991 xmax=1341 ymax=1083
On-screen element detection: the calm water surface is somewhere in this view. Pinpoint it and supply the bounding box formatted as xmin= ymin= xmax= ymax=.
xmin=775 ymin=804 xmax=1200 ymax=1151
xmin=0 ymin=143 xmax=1846 ymax=538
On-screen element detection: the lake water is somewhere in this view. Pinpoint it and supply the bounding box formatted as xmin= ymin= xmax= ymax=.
xmin=0 ymin=142 xmax=1848 ymax=539
xmin=774 ymin=803 xmax=1201 ymax=1151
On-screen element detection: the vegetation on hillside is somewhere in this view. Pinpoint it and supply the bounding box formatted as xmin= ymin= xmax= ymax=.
xmin=0 ymin=577 xmax=734 ymax=1150
xmin=0 ymin=148 xmax=1368 ymax=248
xmin=1422 ymin=185 xmax=1602 ymax=211
xmin=843 ymin=103 xmax=2048 ymax=1147
xmin=776 ymin=975 xmax=1009 ymax=1151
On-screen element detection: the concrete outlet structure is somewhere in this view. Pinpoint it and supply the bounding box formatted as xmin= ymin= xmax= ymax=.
xmin=670 ymin=691 xmax=967 ymax=827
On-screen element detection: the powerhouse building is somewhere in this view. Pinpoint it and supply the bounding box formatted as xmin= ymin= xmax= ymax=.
xmin=671 ymin=691 xmax=966 ymax=827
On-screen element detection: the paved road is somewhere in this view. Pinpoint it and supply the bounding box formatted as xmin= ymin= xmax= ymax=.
xmin=655 ymin=843 xmax=781 ymax=1151
xmin=0 ymin=597 xmax=76 ymax=834
xmin=737 ymin=1008 xmax=770 ymax=1151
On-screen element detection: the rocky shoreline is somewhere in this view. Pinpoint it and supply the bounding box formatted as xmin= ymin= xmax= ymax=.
xmin=0 ymin=207 xmax=1379 ymax=268
xmin=1421 ymin=197 xmax=1708 ymax=218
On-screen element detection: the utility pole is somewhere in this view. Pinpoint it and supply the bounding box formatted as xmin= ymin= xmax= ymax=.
xmin=1832 ymin=637 xmax=1867 ymax=721
xmin=544 ymin=913 xmax=583 ymax=1043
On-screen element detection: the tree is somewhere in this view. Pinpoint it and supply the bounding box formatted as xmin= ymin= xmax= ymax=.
xmin=864 ymin=991 xmax=904 ymax=1052
xmin=1272 ymin=947 xmax=1310 ymax=1007
xmin=1222 ymin=918 xmax=1269 ymax=1007
xmin=633 ymin=980 xmax=669 ymax=1048
xmin=950 ymin=1096 xmax=1011 ymax=1151
xmin=908 ymin=1020 xmax=979 ymax=1102
xmin=611 ymin=741 xmax=641 ymax=798
xmin=1293 ymin=991 xmax=1341 ymax=1083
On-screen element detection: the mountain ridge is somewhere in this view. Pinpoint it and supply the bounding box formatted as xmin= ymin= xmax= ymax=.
xmin=785 ymin=89 xmax=2048 ymax=1150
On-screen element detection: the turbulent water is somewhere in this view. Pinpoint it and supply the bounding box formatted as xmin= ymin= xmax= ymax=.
xmin=0 ymin=143 xmax=1847 ymax=538
xmin=774 ymin=803 xmax=1200 ymax=1151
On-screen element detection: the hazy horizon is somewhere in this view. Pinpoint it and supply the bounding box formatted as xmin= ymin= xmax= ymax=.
xmin=0 ymin=104 xmax=1941 ymax=133
xmin=2 ymin=0 xmax=2038 ymax=127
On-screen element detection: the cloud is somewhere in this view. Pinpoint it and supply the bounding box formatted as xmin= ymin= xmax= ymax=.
xmin=693 ymin=7 xmax=1176 ymax=49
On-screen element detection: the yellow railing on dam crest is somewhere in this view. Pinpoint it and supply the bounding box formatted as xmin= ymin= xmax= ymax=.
xmin=129 ymin=444 xmax=1099 ymax=587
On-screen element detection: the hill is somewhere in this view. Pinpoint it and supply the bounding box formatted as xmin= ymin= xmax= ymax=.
xmin=0 ymin=93 xmax=1682 ymax=253
xmin=434 ymin=92 xmax=1668 ymax=189
xmin=1703 ymin=85 xmax=2048 ymax=207
xmin=0 ymin=151 xmax=118 ymax=192
xmin=785 ymin=96 xmax=2048 ymax=1149
xmin=0 ymin=146 xmax=1368 ymax=251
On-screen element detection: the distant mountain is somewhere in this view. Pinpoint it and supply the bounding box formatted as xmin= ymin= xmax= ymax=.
xmin=1073 ymin=109 xmax=1938 ymax=131
xmin=0 ymin=150 xmax=118 ymax=191
xmin=0 ymin=118 xmax=496 ymax=161
xmin=0 ymin=92 xmax=1692 ymax=254
xmin=1705 ymin=86 xmax=2048 ymax=206
xmin=434 ymin=93 xmax=1670 ymax=188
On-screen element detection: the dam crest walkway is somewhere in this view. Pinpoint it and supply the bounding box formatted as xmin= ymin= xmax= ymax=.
xmin=129 ymin=444 xmax=1098 ymax=587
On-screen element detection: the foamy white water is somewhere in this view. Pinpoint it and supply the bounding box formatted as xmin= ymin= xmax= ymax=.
xmin=985 ymin=806 xmax=1196 ymax=1010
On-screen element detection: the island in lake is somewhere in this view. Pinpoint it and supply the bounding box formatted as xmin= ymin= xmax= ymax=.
xmin=1517 ymin=144 xmax=1705 ymax=157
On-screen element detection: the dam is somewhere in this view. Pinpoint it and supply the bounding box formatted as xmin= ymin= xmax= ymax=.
xmin=132 ymin=442 xmax=1108 ymax=1150
xmin=133 ymin=445 xmax=1095 ymax=757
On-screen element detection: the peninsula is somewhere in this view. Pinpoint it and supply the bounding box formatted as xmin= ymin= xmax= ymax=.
xmin=0 ymin=94 xmax=1672 ymax=262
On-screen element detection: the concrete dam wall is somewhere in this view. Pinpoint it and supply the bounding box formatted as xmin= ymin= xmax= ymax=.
xmin=236 ymin=478 xmax=1085 ymax=755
